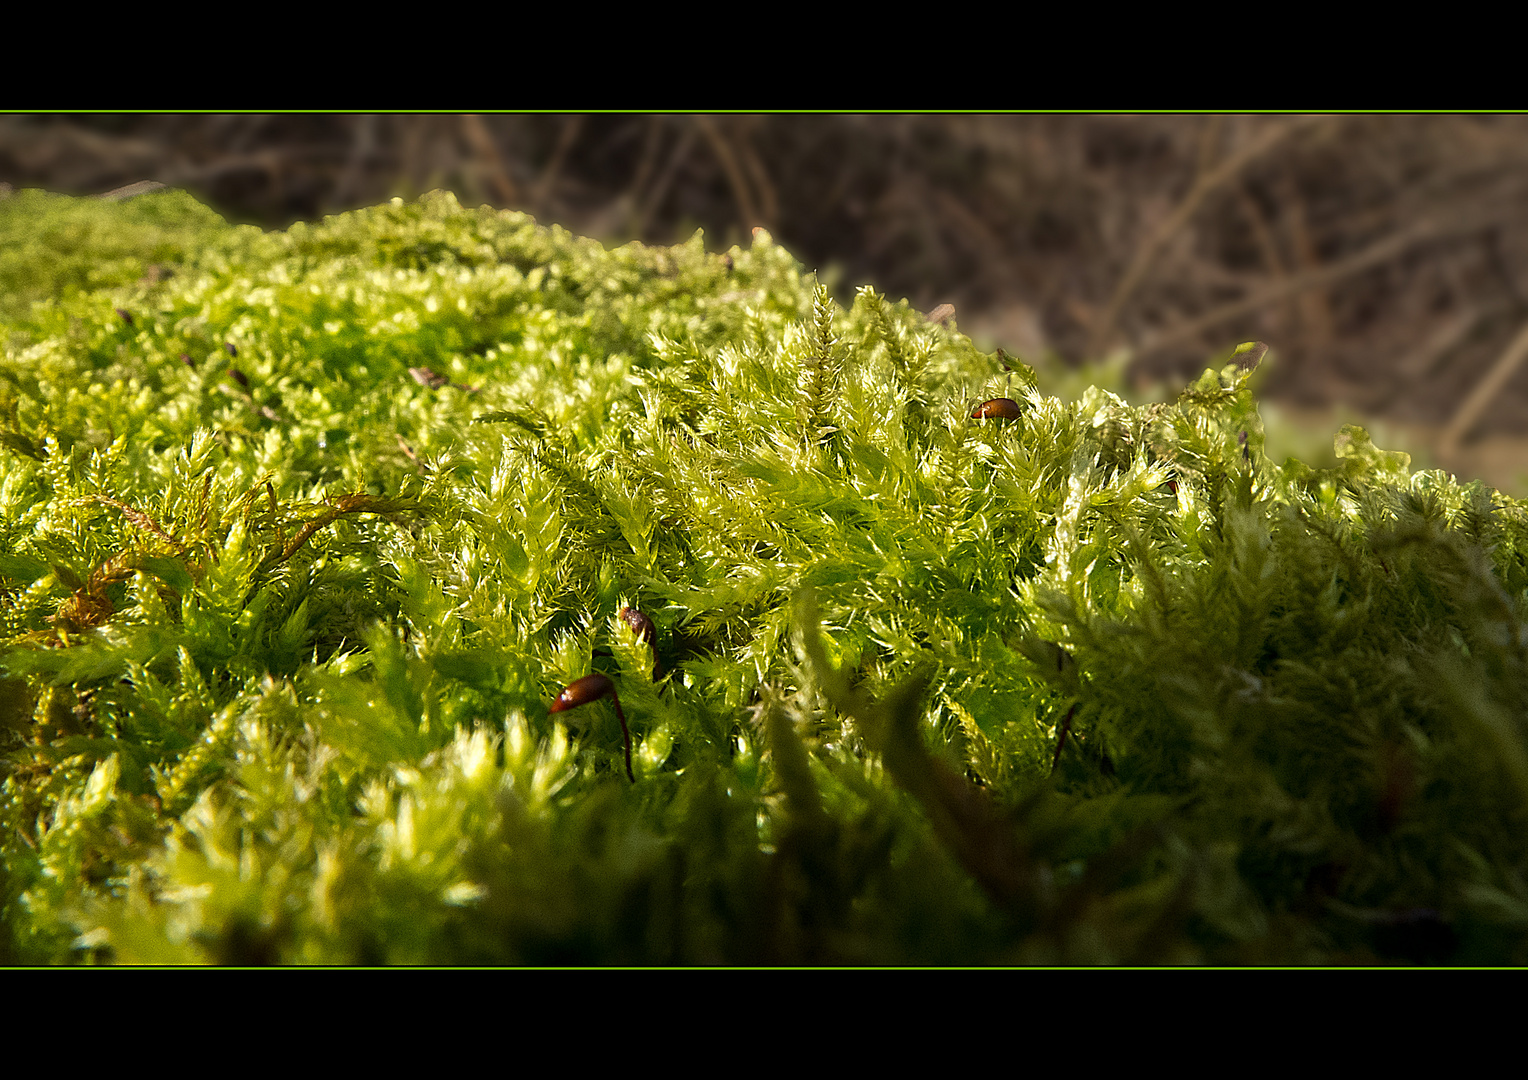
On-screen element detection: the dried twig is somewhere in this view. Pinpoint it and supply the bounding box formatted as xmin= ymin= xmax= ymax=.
xmin=94 ymin=180 xmax=167 ymax=201
xmin=1439 ymin=316 xmax=1528 ymax=458
xmin=693 ymin=114 xmax=758 ymax=235
xmin=1135 ymin=216 xmax=1475 ymax=360
xmin=1279 ymin=169 xmax=1335 ymax=345
xmin=632 ymin=121 xmax=696 ymax=241
xmin=1398 ymin=306 xmax=1486 ymax=381
xmin=334 ymin=115 xmax=380 ymax=207
xmin=459 ymin=114 xmax=518 ymax=207
xmin=736 ymin=120 xmax=778 ymax=230
xmin=531 ymin=115 xmax=583 ymax=219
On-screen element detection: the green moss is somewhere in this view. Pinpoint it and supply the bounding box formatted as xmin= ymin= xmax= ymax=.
xmin=2 ymin=189 xmax=1526 ymax=965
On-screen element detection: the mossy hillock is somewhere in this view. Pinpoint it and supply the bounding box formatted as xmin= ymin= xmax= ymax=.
xmin=3 ymin=188 xmax=1528 ymax=965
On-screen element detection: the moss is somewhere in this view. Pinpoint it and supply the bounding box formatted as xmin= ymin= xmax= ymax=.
xmin=2 ymin=189 xmax=1526 ymax=965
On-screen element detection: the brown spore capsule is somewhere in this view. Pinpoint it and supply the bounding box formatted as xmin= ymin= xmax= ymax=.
xmin=619 ymin=606 xmax=654 ymax=642
xmin=551 ymin=673 xmax=613 ymax=712
xmin=619 ymin=606 xmax=662 ymax=679
xmin=971 ymin=397 xmax=1022 ymax=420
xmin=550 ymin=673 xmax=634 ymax=782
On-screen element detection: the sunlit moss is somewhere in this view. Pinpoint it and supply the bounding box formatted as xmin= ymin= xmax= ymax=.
xmin=2 ymin=190 xmax=1526 ymax=965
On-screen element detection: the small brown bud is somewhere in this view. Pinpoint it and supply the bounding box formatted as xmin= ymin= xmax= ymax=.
xmin=550 ymin=673 xmax=614 ymax=713
xmin=550 ymin=673 xmax=634 ymax=782
xmin=619 ymin=606 xmax=661 ymax=678
xmin=971 ymin=398 xmax=1022 ymax=420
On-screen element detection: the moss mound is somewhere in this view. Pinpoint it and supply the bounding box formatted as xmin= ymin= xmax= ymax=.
xmin=2 ymin=189 xmax=1527 ymax=965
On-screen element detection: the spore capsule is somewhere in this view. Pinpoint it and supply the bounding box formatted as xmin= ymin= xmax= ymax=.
xmin=971 ymin=398 xmax=1022 ymax=420
xmin=550 ymin=673 xmax=614 ymax=713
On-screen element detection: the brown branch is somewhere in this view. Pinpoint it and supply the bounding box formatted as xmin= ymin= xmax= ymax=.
xmin=459 ymin=114 xmax=519 ymax=207
xmin=693 ymin=115 xmax=759 ymax=234
xmin=1089 ymin=114 xmax=1334 ymax=359
xmin=736 ymin=121 xmax=778 ymax=231
xmin=334 ymin=115 xmax=380 ymax=207
xmin=1236 ymin=183 xmax=1296 ymax=334
xmin=1050 ymin=703 xmax=1079 ymax=777
xmin=633 ymin=123 xmax=696 ymax=240
xmin=90 ymin=495 xmax=182 ymax=552
xmin=1134 ymin=215 xmax=1470 ymax=360
xmin=531 ymin=115 xmax=584 ymax=218
xmin=628 ymin=117 xmax=664 ymax=209
xmin=1279 ymin=169 xmax=1334 ymax=344
xmin=93 ymin=180 xmax=167 ymax=201
xmin=933 ymin=186 xmax=1020 ymax=279
xmin=1397 ymin=306 xmax=1488 ymax=381
xmin=1439 ymin=316 xmax=1528 ymax=457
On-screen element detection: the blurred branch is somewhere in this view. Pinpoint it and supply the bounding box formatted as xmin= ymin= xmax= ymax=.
xmin=1397 ymin=306 xmax=1488 ymax=381
xmin=736 ymin=120 xmax=778 ymax=230
xmin=1133 ymin=214 xmax=1484 ymax=361
xmin=1279 ymin=167 xmax=1334 ymax=345
xmin=334 ymin=115 xmax=380 ymax=207
xmin=530 ymin=115 xmax=583 ymax=219
xmin=693 ymin=114 xmax=758 ymax=234
xmin=1235 ymin=183 xmax=1290 ymax=324
xmin=632 ymin=121 xmax=695 ymax=240
xmin=1088 ymin=114 xmax=1333 ymax=359
xmin=459 ymin=114 xmax=519 ymax=207
xmin=1439 ymin=316 xmax=1528 ymax=458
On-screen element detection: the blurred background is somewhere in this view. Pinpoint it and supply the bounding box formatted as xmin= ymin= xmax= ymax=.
xmin=6 ymin=113 xmax=1528 ymax=492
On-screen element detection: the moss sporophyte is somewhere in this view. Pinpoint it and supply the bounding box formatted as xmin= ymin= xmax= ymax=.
xmin=971 ymin=398 xmax=1023 ymax=420
xmin=618 ymin=606 xmax=660 ymax=679
xmin=549 ymin=673 xmax=634 ymax=783
xmin=4 ymin=188 xmax=1528 ymax=965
